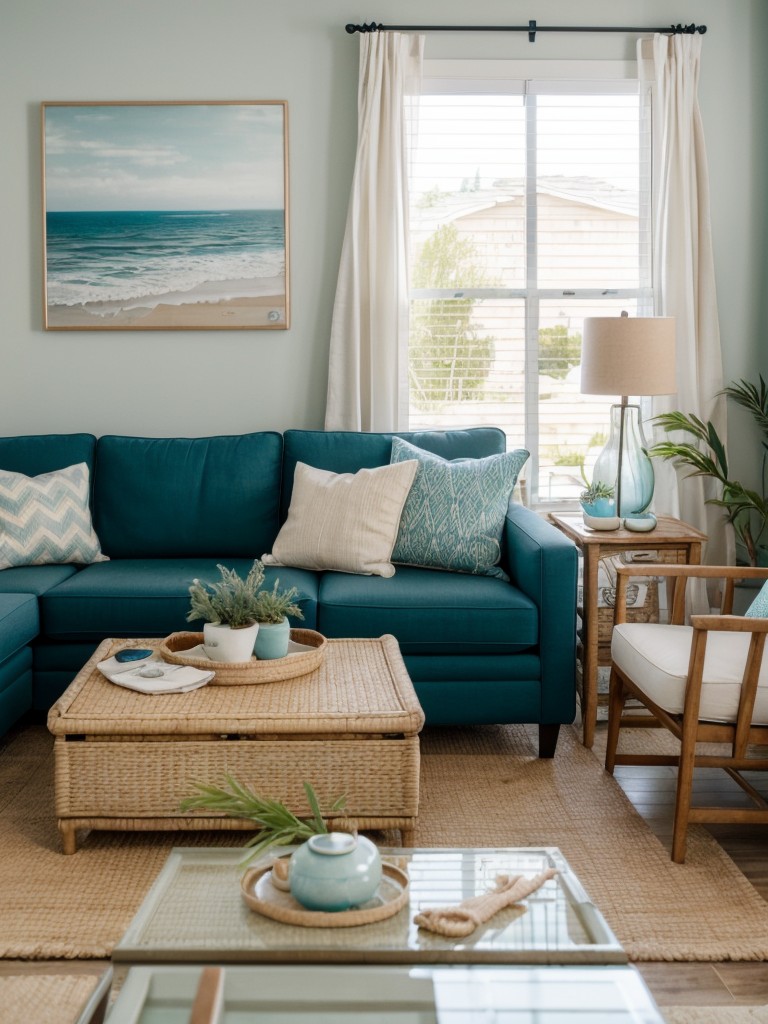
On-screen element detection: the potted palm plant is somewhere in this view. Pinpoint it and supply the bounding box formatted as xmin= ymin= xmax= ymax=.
xmin=253 ymin=578 xmax=304 ymax=660
xmin=187 ymin=560 xmax=266 ymax=662
xmin=649 ymin=376 xmax=768 ymax=567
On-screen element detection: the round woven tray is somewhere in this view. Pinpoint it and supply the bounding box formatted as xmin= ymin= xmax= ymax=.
xmin=240 ymin=860 xmax=409 ymax=928
xmin=157 ymin=628 xmax=327 ymax=685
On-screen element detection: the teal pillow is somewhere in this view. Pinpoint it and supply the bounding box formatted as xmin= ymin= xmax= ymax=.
xmin=745 ymin=580 xmax=768 ymax=618
xmin=390 ymin=437 xmax=529 ymax=577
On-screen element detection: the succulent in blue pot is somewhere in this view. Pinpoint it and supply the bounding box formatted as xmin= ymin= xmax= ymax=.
xmin=579 ymin=480 xmax=616 ymax=518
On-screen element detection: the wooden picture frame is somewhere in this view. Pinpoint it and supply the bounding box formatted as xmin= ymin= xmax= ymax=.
xmin=42 ymin=100 xmax=289 ymax=330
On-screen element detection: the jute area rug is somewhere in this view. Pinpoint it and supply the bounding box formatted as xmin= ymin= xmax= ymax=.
xmin=0 ymin=974 xmax=104 ymax=1024
xmin=2 ymin=721 xmax=768 ymax=962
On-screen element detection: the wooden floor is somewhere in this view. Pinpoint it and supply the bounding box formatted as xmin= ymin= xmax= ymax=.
xmin=1 ymin=720 xmax=767 ymax=1018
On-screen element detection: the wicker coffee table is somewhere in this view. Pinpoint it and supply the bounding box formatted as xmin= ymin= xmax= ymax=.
xmin=48 ymin=635 xmax=424 ymax=854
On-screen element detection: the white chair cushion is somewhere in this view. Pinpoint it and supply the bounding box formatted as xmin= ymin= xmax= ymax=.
xmin=612 ymin=622 xmax=768 ymax=725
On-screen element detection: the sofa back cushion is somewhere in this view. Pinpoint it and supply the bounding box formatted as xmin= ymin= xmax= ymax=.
xmin=281 ymin=428 xmax=506 ymax=520
xmin=94 ymin=433 xmax=283 ymax=558
xmin=0 ymin=434 xmax=97 ymax=478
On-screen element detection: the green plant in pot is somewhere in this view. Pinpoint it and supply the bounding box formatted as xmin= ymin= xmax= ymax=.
xmin=187 ymin=560 xmax=266 ymax=662
xmin=579 ymin=480 xmax=616 ymax=519
xmin=648 ymin=376 xmax=768 ymax=566
xmin=253 ymin=578 xmax=304 ymax=660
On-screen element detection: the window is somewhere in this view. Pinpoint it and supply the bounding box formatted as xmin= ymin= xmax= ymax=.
xmin=408 ymin=60 xmax=652 ymax=507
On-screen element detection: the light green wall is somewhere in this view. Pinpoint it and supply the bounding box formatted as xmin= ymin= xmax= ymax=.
xmin=2 ymin=0 xmax=764 ymax=461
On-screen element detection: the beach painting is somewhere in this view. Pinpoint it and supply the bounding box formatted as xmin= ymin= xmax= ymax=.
xmin=42 ymin=101 xmax=289 ymax=330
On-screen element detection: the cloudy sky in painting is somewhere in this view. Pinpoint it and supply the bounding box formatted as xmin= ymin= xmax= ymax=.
xmin=44 ymin=103 xmax=286 ymax=212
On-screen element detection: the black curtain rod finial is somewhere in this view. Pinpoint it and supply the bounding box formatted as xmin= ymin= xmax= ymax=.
xmin=671 ymin=23 xmax=707 ymax=35
xmin=346 ymin=21 xmax=381 ymax=33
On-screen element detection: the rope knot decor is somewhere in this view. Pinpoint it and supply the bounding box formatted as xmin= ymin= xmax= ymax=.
xmin=413 ymin=867 xmax=558 ymax=937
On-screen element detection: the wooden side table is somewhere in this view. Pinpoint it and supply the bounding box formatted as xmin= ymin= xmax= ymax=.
xmin=548 ymin=514 xmax=707 ymax=748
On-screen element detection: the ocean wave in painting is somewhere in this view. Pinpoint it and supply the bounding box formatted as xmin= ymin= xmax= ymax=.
xmin=45 ymin=209 xmax=285 ymax=310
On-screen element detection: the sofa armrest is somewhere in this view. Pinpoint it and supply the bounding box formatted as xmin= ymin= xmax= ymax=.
xmin=503 ymin=503 xmax=578 ymax=721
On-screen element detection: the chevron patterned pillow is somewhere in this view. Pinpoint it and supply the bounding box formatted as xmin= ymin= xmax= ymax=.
xmin=390 ymin=437 xmax=529 ymax=578
xmin=0 ymin=462 xmax=108 ymax=569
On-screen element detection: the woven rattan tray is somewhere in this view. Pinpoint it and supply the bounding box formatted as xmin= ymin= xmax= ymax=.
xmin=158 ymin=628 xmax=326 ymax=685
xmin=240 ymin=860 xmax=409 ymax=928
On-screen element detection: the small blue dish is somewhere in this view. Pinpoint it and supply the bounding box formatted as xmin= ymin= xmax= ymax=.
xmin=114 ymin=648 xmax=154 ymax=663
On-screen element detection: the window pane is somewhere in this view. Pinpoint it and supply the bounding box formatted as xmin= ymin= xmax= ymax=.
xmin=408 ymin=296 xmax=526 ymax=444
xmin=537 ymin=298 xmax=639 ymax=503
xmin=536 ymin=94 xmax=648 ymax=290
xmin=410 ymin=95 xmax=526 ymax=289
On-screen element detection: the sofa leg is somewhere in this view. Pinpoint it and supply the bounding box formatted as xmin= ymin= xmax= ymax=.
xmin=538 ymin=723 xmax=560 ymax=758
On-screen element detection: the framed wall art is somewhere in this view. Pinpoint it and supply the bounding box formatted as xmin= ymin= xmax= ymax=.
xmin=42 ymin=100 xmax=289 ymax=330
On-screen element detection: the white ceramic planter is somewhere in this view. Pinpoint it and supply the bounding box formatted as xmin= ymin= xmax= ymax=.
xmin=202 ymin=621 xmax=259 ymax=663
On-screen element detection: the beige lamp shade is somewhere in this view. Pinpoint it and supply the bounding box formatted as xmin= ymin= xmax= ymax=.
xmin=580 ymin=316 xmax=676 ymax=398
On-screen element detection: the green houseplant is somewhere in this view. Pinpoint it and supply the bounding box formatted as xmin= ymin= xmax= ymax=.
xmin=180 ymin=777 xmax=346 ymax=866
xmin=649 ymin=376 xmax=768 ymax=566
xmin=187 ymin=560 xmax=266 ymax=662
xmin=253 ymin=578 xmax=304 ymax=660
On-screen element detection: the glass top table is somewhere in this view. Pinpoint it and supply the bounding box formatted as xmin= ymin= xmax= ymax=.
xmin=103 ymin=964 xmax=665 ymax=1023
xmin=113 ymin=846 xmax=625 ymax=967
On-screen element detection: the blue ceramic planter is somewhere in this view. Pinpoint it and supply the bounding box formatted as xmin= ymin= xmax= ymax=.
xmin=253 ymin=618 xmax=290 ymax=660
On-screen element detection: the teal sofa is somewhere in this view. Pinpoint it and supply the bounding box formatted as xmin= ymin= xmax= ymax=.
xmin=0 ymin=428 xmax=577 ymax=755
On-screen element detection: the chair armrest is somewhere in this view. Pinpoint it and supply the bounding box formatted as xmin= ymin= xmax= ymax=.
xmin=690 ymin=614 xmax=768 ymax=633
xmin=503 ymin=503 xmax=578 ymax=721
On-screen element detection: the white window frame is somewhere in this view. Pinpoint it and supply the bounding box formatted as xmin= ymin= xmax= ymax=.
xmin=412 ymin=59 xmax=653 ymax=508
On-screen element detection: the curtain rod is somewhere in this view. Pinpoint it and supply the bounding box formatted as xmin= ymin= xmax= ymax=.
xmin=345 ymin=21 xmax=707 ymax=42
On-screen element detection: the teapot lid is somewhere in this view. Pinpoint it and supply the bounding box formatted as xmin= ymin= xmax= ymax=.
xmin=307 ymin=832 xmax=357 ymax=856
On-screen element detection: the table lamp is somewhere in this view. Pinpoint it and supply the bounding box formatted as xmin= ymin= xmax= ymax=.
xmin=580 ymin=313 xmax=676 ymax=532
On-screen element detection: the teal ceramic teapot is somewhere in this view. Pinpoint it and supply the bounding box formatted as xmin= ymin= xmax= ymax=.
xmin=289 ymin=832 xmax=382 ymax=911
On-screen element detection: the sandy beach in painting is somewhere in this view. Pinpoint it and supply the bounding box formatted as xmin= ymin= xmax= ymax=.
xmin=46 ymin=279 xmax=287 ymax=330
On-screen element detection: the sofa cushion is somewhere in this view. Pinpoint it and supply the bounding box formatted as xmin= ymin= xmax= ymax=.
xmin=93 ymin=433 xmax=283 ymax=558
xmin=0 ymin=433 xmax=96 ymax=478
xmin=0 ymin=593 xmax=39 ymax=664
xmin=0 ymin=564 xmax=79 ymax=596
xmin=390 ymin=438 xmax=528 ymax=578
xmin=264 ymin=461 xmax=417 ymax=578
xmin=40 ymin=559 xmax=319 ymax=640
xmin=0 ymin=463 xmax=107 ymax=570
xmin=317 ymin=565 xmax=537 ymax=655
xmin=281 ymin=428 xmax=506 ymax=519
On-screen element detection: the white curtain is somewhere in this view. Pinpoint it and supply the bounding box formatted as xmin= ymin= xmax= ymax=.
xmin=639 ymin=34 xmax=731 ymax=568
xmin=325 ymin=32 xmax=424 ymax=431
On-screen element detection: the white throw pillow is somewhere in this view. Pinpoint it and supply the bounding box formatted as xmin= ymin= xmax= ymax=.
xmin=263 ymin=460 xmax=418 ymax=577
xmin=0 ymin=462 xmax=108 ymax=569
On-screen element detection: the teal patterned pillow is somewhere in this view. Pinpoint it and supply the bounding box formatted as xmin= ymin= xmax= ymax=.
xmin=745 ymin=580 xmax=768 ymax=618
xmin=390 ymin=437 xmax=529 ymax=577
xmin=0 ymin=462 xmax=108 ymax=569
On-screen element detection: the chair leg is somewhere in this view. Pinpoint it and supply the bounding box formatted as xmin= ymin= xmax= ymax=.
xmin=672 ymin=729 xmax=697 ymax=864
xmin=604 ymin=668 xmax=625 ymax=775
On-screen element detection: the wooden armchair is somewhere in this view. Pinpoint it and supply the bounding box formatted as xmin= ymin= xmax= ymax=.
xmin=604 ymin=563 xmax=768 ymax=862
